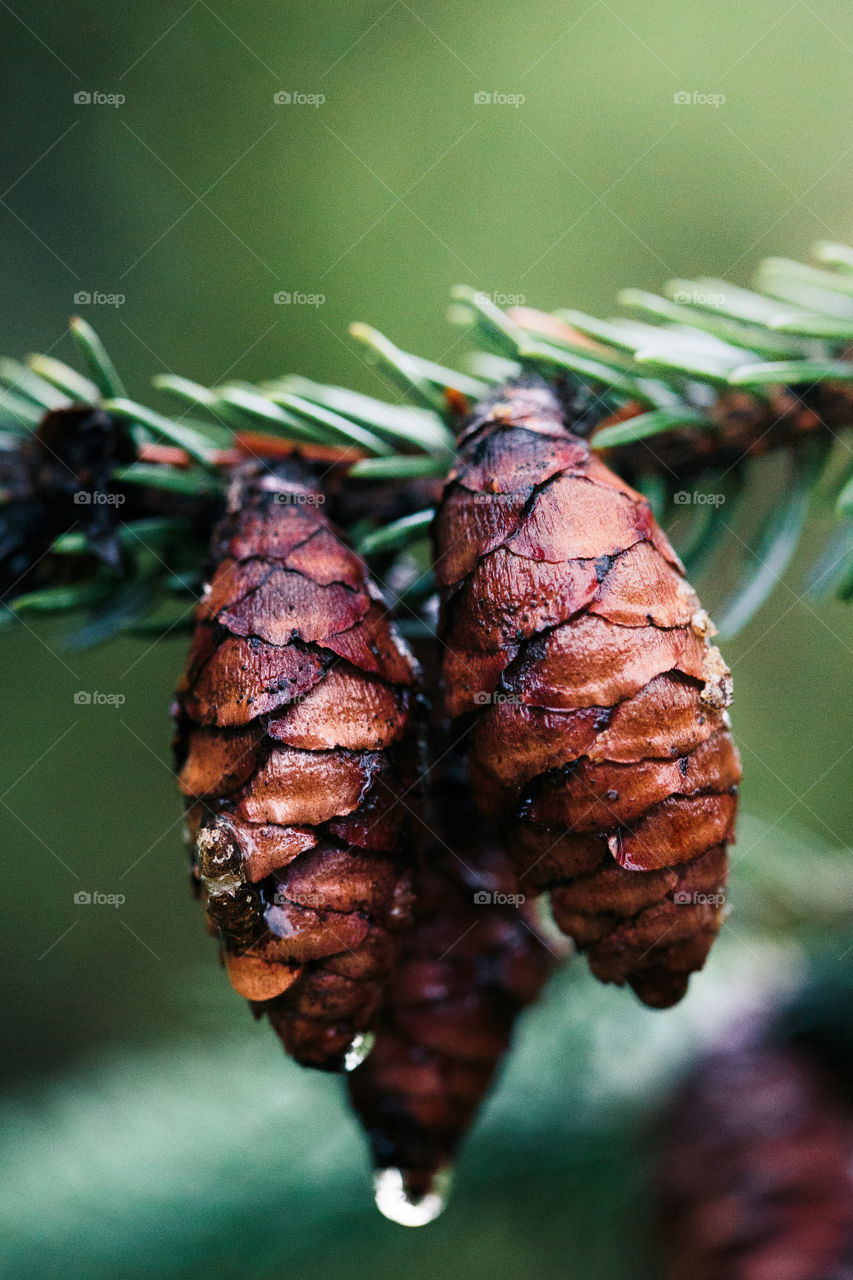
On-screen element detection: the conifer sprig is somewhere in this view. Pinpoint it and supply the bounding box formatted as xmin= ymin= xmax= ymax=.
xmin=2 ymin=241 xmax=852 ymax=643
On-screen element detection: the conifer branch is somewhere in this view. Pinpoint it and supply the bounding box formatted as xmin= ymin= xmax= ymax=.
xmin=1 ymin=241 xmax=852 ymax=644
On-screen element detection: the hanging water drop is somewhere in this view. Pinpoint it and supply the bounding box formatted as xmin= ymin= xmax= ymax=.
xmin=343 ymin=1031 xmax=375 ymax=1072
xmin=372 ymin=1165 xmax=453 ymax=1227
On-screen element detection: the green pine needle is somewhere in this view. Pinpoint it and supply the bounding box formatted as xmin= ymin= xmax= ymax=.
xmin=591 ymin=407 xmax=715 ymax=449
xmin=716 ymin=448 xmax=823 ymax=636
xmin=357 ymin=508 xmax=434 ymax=555
xmin=519 ymin=342 xmax=648 ymax=400
xmin=348 ymin=323 xmax=449 ymax=417
xmin=52 ymin=517 xmax=197 ymax=557
xmin=616 ymin=288 xmax=811 ymax=360
xmin=449 ymin=285 xmax=530 ymax=357
xmin=152 ymin=374 xmax=219 ymax=409
xmin=266 ymin=377 xmax=454 ymax=456
xmin=836 ymin=470 xmax=853 ymax=517
xmin=215 ymin=387 xmax=328 ymax=443
xmin=728 ymin=359 xmax=853 ymax=386
xmin=759 ymin=256 xmax=853 ymax=300
xmin=0 ymin=387 xmax=43 ymax=429
xmin=27 ymin=353 xmax=99 ymax=403
xmin=267 ymin=389 xmax=393 ymax=457
xmin=632 ymin=346 xmax=736 ymax=383
xmin=348 ymin=454 xmax=448 ymax=480
xmin=814 ymin=241 xmax=853 ymax=272
xmin=10 ymin=578 xmax=114 ymax=614
xmin=113 ymin=462 xmax=222 ymax=496
xmin=768 ymin=312 xmax=853 ymax=340
xmin=462 ymin=351 xmax=522 ymax=382
xmin=665 ymin=278 xmax=782 ymax=327
xmin=69 ymin=317 xmax=126 ymax=398
xmin=402 ymin=352 xmax=490 ymax=401
xmin=103 ymin=399 xmax=220 ymax=467
xmin=0 ymin=359 xmax=71 ymax=411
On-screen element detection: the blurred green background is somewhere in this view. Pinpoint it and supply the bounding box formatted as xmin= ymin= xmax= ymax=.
xmin=2 ymin=3 xmax=852 ymax=1277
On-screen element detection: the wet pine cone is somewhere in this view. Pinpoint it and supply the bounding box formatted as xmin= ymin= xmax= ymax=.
xmin=173 ymin=460 xmax=423 ymax=1070
xmin=432 ymin=379 xmax=741 ymax=1008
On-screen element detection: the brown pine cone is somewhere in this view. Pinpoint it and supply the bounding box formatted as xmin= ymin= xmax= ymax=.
xmin=659 ymin=1038 xmax=853 ymax=1280
xmin=347 ymin=765 xmax=555 ymax=1224
xmin=432 ymin=379 xmax=741 ymax=1008
xmin=173 ymin=460 xmax=423 ymax=1070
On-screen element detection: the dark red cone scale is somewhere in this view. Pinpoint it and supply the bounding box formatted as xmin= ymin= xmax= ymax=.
xmin=432 ymin=381 xmax=741 ymax=1008
xmin=174 ymin=461 xmax=422 ymax=1070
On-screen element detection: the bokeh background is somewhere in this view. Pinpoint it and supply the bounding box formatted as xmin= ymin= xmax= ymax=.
xmin=2 ymin=3 xmax=853 ymax=1277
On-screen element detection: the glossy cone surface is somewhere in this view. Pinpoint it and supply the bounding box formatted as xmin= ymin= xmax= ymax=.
xmin=347 ymin=768 xmax=554 ymax=1212
xmin=174 ymin=461 xmax=421 ymax=1069
xmin=433 ymin=381 xmax=741 ymax=1007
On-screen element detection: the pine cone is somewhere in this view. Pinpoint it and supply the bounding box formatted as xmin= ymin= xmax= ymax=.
xmin=432 ymin=379 xmax=741 ymax=1008
xmin=659 ymin=1038 xmax=853 ymax=1280
xmin=347 ymin=764 xmax=554 ymax=1224
xmin=174 ymin=460 xmax=422 ymax=1070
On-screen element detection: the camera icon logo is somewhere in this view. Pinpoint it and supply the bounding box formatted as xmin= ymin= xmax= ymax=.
xmin=473 ymin=91 xmax=491 ymax=105
xmin=473 ymin=890 xmax=492 ymax=904
xmin=74 ymin=91 xmax=92 ymax=105
xmin=473 ymin=690 xmax=491 ymax=705
xmin=673 ymin=491 xmax=690 ymax=504
xmin=73 ymin=291 xmax=91 ymax=305
xmin=73 ymin=490 xmax=91 ymax=504
xmin=273 ymin=91 xmax=291 ymax=104
xmin=74 ymin=691 xmax=92 ymax=704
xmin=73 ymin=890 xmax=92 ymax=904
xmin=673 ymin=890 xmax=692 ymax=905
xmin=274 ymin=291 xmax=292 ymax=304
xmin=673 ymin=91 xmax=691 ymax=104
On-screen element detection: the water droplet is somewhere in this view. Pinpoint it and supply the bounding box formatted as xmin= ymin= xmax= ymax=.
xmin=343 ymin=1031 xmax=375 ymax=1072
xmin=373 ymin=1166 xmax=453 ymax=1227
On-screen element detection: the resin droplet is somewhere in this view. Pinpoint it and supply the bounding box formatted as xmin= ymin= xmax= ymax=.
xmin=373 ymin=1166 xmax=453 ymax=1227
xmin=343 ymin=1031 xmax=375 ymax=1072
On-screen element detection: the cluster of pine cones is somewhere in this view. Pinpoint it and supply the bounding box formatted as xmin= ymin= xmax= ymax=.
xmin=173 ymin=379 xmax=742 ymax=1221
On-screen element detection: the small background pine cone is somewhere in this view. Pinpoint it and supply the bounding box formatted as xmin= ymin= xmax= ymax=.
xmin=659 ymin=1033 xmax=853 ymax=1280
